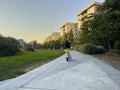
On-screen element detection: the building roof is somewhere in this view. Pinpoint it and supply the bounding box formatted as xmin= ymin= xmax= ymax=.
xmin=60 ymin=22 xmax=77 ymax=29
xmin=77 ymin=2 xmax=103 ymax=16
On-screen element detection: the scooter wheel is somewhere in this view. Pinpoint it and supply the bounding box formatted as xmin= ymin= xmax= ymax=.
xmin=66 ymin=57 xmax=69 ymax=61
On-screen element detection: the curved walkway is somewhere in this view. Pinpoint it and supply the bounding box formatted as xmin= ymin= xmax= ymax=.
xmin=0 ymin=51 xmax=120 ymax=90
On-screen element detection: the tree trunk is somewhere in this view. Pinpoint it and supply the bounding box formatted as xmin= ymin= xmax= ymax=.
xmin=108 ymin=40 xmax=112 ymax=54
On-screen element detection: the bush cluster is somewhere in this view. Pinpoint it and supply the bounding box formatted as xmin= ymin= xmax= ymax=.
xmin=25 ymin=44 xmax=34 ymax=51
xmin=0 ymin=36 xmax=20 ymax=56
xmin=114 ymin=41 xmax=120 ymax=50
xmin=75 ymin=43 xmax=105 ymax=54
xmin=112 ymin=49 xmax=120 ymax=54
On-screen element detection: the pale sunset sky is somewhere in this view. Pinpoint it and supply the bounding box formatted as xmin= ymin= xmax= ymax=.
xmin=0 ymin=0 xmax=105 ymax=43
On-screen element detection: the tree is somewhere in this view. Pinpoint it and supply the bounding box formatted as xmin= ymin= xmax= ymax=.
xmin=42 ymin=37 xmax=62 ymax=50
xmin=54 ymin=38 xmax=62 ymax=49
xmin=68 ymin=29 xmax=74 ymax=45
xmin=104 ymin=0 xmax=120 ymax=11
xmin=32 ymin=40 xmax=38 ymax=49
xmin=62 ymin=32 xmax=68 ymax=41
xmin=37 ymin=43 xmax=43 ymax=49
xmin=93 ymin=0 xmax=120 ymax=54
xmin=79 ymin=19 xmax=93 ymax=44
xmin=80 ymin=0 xmax=120 ymax=54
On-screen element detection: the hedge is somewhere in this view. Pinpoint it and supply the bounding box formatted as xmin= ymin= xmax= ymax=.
xmin=0 ymin=37 xmax=20 ymax=56
xmin=75 ymin=43 xmax=105 ymax=54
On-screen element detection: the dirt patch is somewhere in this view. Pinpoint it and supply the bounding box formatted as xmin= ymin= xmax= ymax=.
xmin=93 ymin=54 xmax=120 ymax=71
xmin=19 ymin=54 xmax=120 ymax=73
xmin=19 ymin=59 xmax=53 ymax=72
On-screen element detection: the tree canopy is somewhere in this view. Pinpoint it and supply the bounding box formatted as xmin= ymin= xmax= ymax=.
xmin=79 ymin=0 xmax=120 ymax=53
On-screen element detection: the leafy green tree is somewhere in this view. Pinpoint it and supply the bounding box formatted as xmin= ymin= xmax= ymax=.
xmin=80 ymin=0 xmax=120 ymax=54
xmin=43 ymin=42 xmax=49 ymax=49
xmin=62 ymin=32 xmax=68 ymax=41
xmin=80 ymin=20 xmax=93 ymax=44
xmin=61 ymin=32 xmax=68 ymax=48
xmin=42 ymin=38 xmax=62 ymax=50
xmin=37 ymin=43 xmax=43 ymax=49
xmin=33 ymin=40 xmax=38 ymax=49
xmin=104 ymin=0 xmax=120 ymax=11
xmin=93 ymin=0 xmax=120 ymax=53
xmin=54 ymin=38 xmax=62 ymax=49
xmin=114 ymin=41 xmax=120 ymax=50
xmin=68 ymin=29 xmax=74 ymax=42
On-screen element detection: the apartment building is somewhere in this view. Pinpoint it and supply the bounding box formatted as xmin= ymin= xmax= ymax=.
xmin=18 ymin=39 xmax=25 ymax=47
xmin=74 ymin=23 xmax=78 ymax=38
xmin=44 ymin=32 xmax=60 ymax=42
xmin=44 ymin=36 xmax=52 ymax=42
xmin=77 ymin=2 xmax=103 ymax=29
xmin=60 ymin=22 xmax=78 ymax=39
xmin=51 ymin=32 xmax=60 ymax=41
xmin=44 ymin=2 xmax=102 ymax=43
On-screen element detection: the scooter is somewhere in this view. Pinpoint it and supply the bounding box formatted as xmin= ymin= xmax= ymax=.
xmin=66 ymin=53 xmax=72 ymax=61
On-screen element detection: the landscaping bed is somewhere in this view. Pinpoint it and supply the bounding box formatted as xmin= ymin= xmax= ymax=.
xmin=93 ymin=54 xmax=120 ymax=71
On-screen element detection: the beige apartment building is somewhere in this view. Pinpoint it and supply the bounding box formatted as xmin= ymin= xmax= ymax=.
xmin=44 ymin=32 xmax=60 ymax=42
xmin=60 ymin=22 xmax=78 ymax=39
xmin=44 ymin=36 xmax=52 ymax=43
xmin=77 ymin=2 xmax=103 ymax=29
xmin=51 ymin=32 xmax=60 ymax=41
xmin=45 ymin=2 xmax=102 ymax=43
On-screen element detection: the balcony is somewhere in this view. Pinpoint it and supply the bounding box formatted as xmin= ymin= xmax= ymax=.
xmin=87 ymin=13 xmax=94 ymax=18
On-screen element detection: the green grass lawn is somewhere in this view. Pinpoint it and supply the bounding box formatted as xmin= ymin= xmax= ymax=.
xmin=0 ymin=50 xmax=65 ymax=81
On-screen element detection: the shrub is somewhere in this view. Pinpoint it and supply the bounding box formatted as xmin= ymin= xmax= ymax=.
xmin=25 ymin=44 xmax=34 ymax=51
xmin=74 ymin=45 xmax=81 ymax=51
xmin=112 ymin=49 xmax=120 ymax=54
xmin=82 ymin=43 xmax=97 ymax=54
xmin=0 ymin=37 xmax=20 ymax=56
xmin=96 ymin=46 xmax=105 ymax=54
xmin=114 ymin=41 xmax=120 ymax=50
xmin=75 ymin=43 xmax=105 ymax=54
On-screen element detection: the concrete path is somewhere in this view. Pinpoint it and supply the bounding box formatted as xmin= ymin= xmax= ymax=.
xmin=0 ymin=51 xmax=120 ymax=90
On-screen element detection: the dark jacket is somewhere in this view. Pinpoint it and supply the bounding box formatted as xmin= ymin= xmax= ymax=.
xmin=64 ymin=41 xmax=70 ymax=48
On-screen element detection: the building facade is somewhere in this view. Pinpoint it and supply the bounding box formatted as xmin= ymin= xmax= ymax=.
xmin=44 ymin=32 xmax=60 ymax=43
xmin=18 ymin=39 xmax=25 ymax=47
xmin=77 ymin=2 xmax=103 ymax=30
xmin=44 ymin=2 xmax=103 ymax=43
xmin=51 ymin=32 xmax=60 ymax=41
xmin=44 ymin=36 xmax=52 ymax=43
xmin=60 ymin=22 xmax=78 ymax=38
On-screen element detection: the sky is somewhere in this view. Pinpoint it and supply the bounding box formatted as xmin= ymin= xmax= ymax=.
xmin=0 ymin=0 xmax=105 ymax=43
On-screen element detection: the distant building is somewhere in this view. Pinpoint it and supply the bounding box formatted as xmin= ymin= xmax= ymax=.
xmin=18 ymin=39 xmax=25 ymax=47
xmin=60 ymin=22 xmax=78 ymax=38
xmin=51 ymin=32 xmax=60 ymax=41
xmin=44 ymin=32 xmax=60 ymax=42
xmin=44 ymin=2 xmax=103 ymax=43
xmin=74 ymin=23 xmax=78 ymax=39
xmin=44 ymin=32 xmax=60 ymax=43
xmin=44 ymin=36 xmax=51 ymax=43
xmin=77 ymin=2 xmax=103 ymax=30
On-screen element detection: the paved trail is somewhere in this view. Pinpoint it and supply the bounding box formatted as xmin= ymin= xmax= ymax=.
xmin=0 ymin=51 xmax=120 ymax=90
